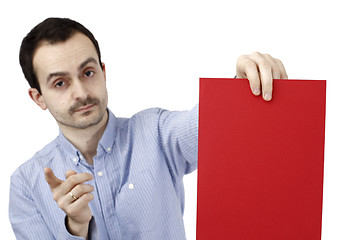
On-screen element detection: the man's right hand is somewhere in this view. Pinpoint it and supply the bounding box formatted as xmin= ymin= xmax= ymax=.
xmin=44 ymin=167 xmax=94 ymax=239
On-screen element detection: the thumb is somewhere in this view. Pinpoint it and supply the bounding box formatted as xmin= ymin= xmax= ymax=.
xmin=44 ymin=167 xmax=63 ymax=190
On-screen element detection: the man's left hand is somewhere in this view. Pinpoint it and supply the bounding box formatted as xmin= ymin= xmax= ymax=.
xmin=236 ymin=52 xmax=288 ymax=101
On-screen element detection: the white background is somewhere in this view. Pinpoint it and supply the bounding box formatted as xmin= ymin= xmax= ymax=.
xmin=1 ymin=0 xmax=349 ymax=239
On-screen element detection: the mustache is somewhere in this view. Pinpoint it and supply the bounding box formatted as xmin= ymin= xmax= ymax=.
xmin=68 ymin=97 xmax=100 ymax=115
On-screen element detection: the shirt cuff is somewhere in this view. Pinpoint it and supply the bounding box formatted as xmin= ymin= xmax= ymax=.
xmin=58 ymin=216 xmax=98 ymax=240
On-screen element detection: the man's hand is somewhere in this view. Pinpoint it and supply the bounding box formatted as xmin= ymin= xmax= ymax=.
xmin=236 ymin=52 xmax=288 ymax=101
xmin=44 ymin=167 xmax=94 ymax=239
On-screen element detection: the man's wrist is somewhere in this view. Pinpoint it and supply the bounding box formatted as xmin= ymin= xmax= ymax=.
xmin=66 ymin=216 xmax=90 ymax=239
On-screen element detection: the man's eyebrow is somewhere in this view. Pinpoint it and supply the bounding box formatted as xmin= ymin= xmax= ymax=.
xmin=46 ymin=72 xmax=69 ymax=83
xmin=78 ymin=57 xmax=98 ymax=71
xmin=45 ymin=58 xmax=98 ymax=83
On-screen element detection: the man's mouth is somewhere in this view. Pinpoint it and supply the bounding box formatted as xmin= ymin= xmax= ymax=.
xmin=75 ymin=104 xmax=95 ymax=113
xmin=69 ymin=97 xmax=100 ymax=116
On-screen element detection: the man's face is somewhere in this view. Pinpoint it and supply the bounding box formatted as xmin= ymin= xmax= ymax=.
xmin=31 ymin=32 xmax=108 ymax=129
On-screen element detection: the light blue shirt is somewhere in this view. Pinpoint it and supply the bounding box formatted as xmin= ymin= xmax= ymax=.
xmin=9 ymin=106 xmax=198 ymax=239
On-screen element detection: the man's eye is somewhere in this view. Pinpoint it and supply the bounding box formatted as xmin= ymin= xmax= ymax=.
xmin=84 ymin=70 xmax=95 ymax=77
xmin=55 ymin=81 xmax=65 ymax=87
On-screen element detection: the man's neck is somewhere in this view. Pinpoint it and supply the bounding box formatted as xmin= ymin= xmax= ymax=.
xmin=59 ymin=111 xmax=109 ymax=165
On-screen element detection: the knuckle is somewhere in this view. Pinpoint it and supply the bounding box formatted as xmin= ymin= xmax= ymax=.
xmin=237 ymin=54 xmax=248 ymax=62
xmin=57 ymin=199 xmax=65 ymax=209
xmin=245 ymin=60 xmax=257 ymax=70
xmin=237 ymin=55 xmax=249 ymax=68
xmin=52 ymin=192 xmax=60 ymax=202
xmin=275 ymin=58 xmax=282 ymax=64
xmin=259 ymin=60 xmax=271 ymax=70
xmin=75 ymin=184 xmax=83 ymax=194
xmin=88 ymin=193 xmax=94 ymax=200
xmin=271 ymin=64 xmax=280 ymax=73
xmin=66 ymin=177 xmax=74 ymax=185
xmin=83 ymin=193 xmax=94 ymax=201
xmin=84 ymin=173 xmax=93 ymax=180
xmin=251 ymin=51 xmax=261 ymax=56
xmin=263 ymin=53 xmax=272 ymax=59
xmin=88 ymin=194 xmax=94 ymax=201
xmin=67 ymin=175 xmax=78 ymax=185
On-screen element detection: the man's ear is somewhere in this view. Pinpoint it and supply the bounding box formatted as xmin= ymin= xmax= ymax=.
xmin=102 ymin=63 xmax=106 ymax=81
xmin=28 ymin=88 xmax=47 ymax=110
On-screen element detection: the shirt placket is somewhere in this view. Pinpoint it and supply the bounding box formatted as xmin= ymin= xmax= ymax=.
xmin=93 ymin=148 xmax=123 ymax=238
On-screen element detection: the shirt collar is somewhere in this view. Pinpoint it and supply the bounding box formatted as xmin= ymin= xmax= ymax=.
xmin=57 ymin=108 xmax=118 ymax=165
xmin=97 ymin=109 xmax=118 ymax=156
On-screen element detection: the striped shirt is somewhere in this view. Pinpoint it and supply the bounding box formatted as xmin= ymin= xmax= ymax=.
xmin=9 ymin=105 xmax=198 ymax=239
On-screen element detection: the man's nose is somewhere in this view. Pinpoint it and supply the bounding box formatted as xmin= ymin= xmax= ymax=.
xmin=71 ymin=79 xmax=89 ymax=101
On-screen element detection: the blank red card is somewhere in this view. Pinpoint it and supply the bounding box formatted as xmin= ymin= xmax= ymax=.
xmin=197 ymin=78 xmax=326 ymax=240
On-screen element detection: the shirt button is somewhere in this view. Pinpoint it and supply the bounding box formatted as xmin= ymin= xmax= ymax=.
xmin=97 ymin=171 xmax=103 ymax=177
xmin=128 ymin=183 xmax=134 ymax=189
xmin=107 ymin=147 xmax=111 ymax=152
xmin=73 ymin=158 xmax=78 ymax=163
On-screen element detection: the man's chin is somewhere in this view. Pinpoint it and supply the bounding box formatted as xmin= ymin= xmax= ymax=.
xmin=58 ymin=113 xmax=105 ymax=130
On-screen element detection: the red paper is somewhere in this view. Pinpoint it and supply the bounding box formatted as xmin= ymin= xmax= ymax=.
xmin=197 ymin=78 xmax=326 ymax=240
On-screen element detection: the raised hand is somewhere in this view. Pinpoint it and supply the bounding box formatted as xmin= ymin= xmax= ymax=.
xmin=236 ymin=52 xmax=288 ymax=101
xmin=44 ymin=167 xmax=94 ymax=238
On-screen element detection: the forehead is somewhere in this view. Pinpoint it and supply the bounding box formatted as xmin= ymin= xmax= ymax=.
xmin=33 ymin=32 xmax=98 ymax=82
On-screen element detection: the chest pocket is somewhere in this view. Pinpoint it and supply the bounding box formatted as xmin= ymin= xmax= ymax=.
xmin=117 ymin=170 xmax=162 ymax=233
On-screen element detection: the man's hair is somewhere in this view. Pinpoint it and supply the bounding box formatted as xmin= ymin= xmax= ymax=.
xmin=19 ymin=17 xmax=103 ymax=94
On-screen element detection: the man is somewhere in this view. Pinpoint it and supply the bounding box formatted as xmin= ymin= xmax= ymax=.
xmin=9 ymin=18 xmax=287 ymax=239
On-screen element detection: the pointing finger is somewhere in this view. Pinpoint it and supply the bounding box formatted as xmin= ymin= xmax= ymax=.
xmin=44 ymin=167 xmax=63 ymax=190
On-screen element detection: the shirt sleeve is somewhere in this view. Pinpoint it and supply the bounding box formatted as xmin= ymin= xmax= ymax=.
xmin=157 ymin=104 xmax=199 ymax=179
xmin=9 ymin=171 xmax=91 ymax=240
xmin=58 ymin=216 xmax=99 ymax=240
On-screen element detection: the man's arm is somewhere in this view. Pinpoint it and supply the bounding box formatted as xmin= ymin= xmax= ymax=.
xmin=158 ymin=105 xmax=199 ymax=179
xmin=158 ymin=52 xmax=288 ymax=179
xmin=9 ymin=172 xmax=56 ymax=239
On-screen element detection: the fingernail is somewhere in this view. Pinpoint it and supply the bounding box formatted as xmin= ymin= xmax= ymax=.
xmin=253 ymin=88 xmax=260 ymax=95
xmin=263 ymin=93 xmax=272 ymax=101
